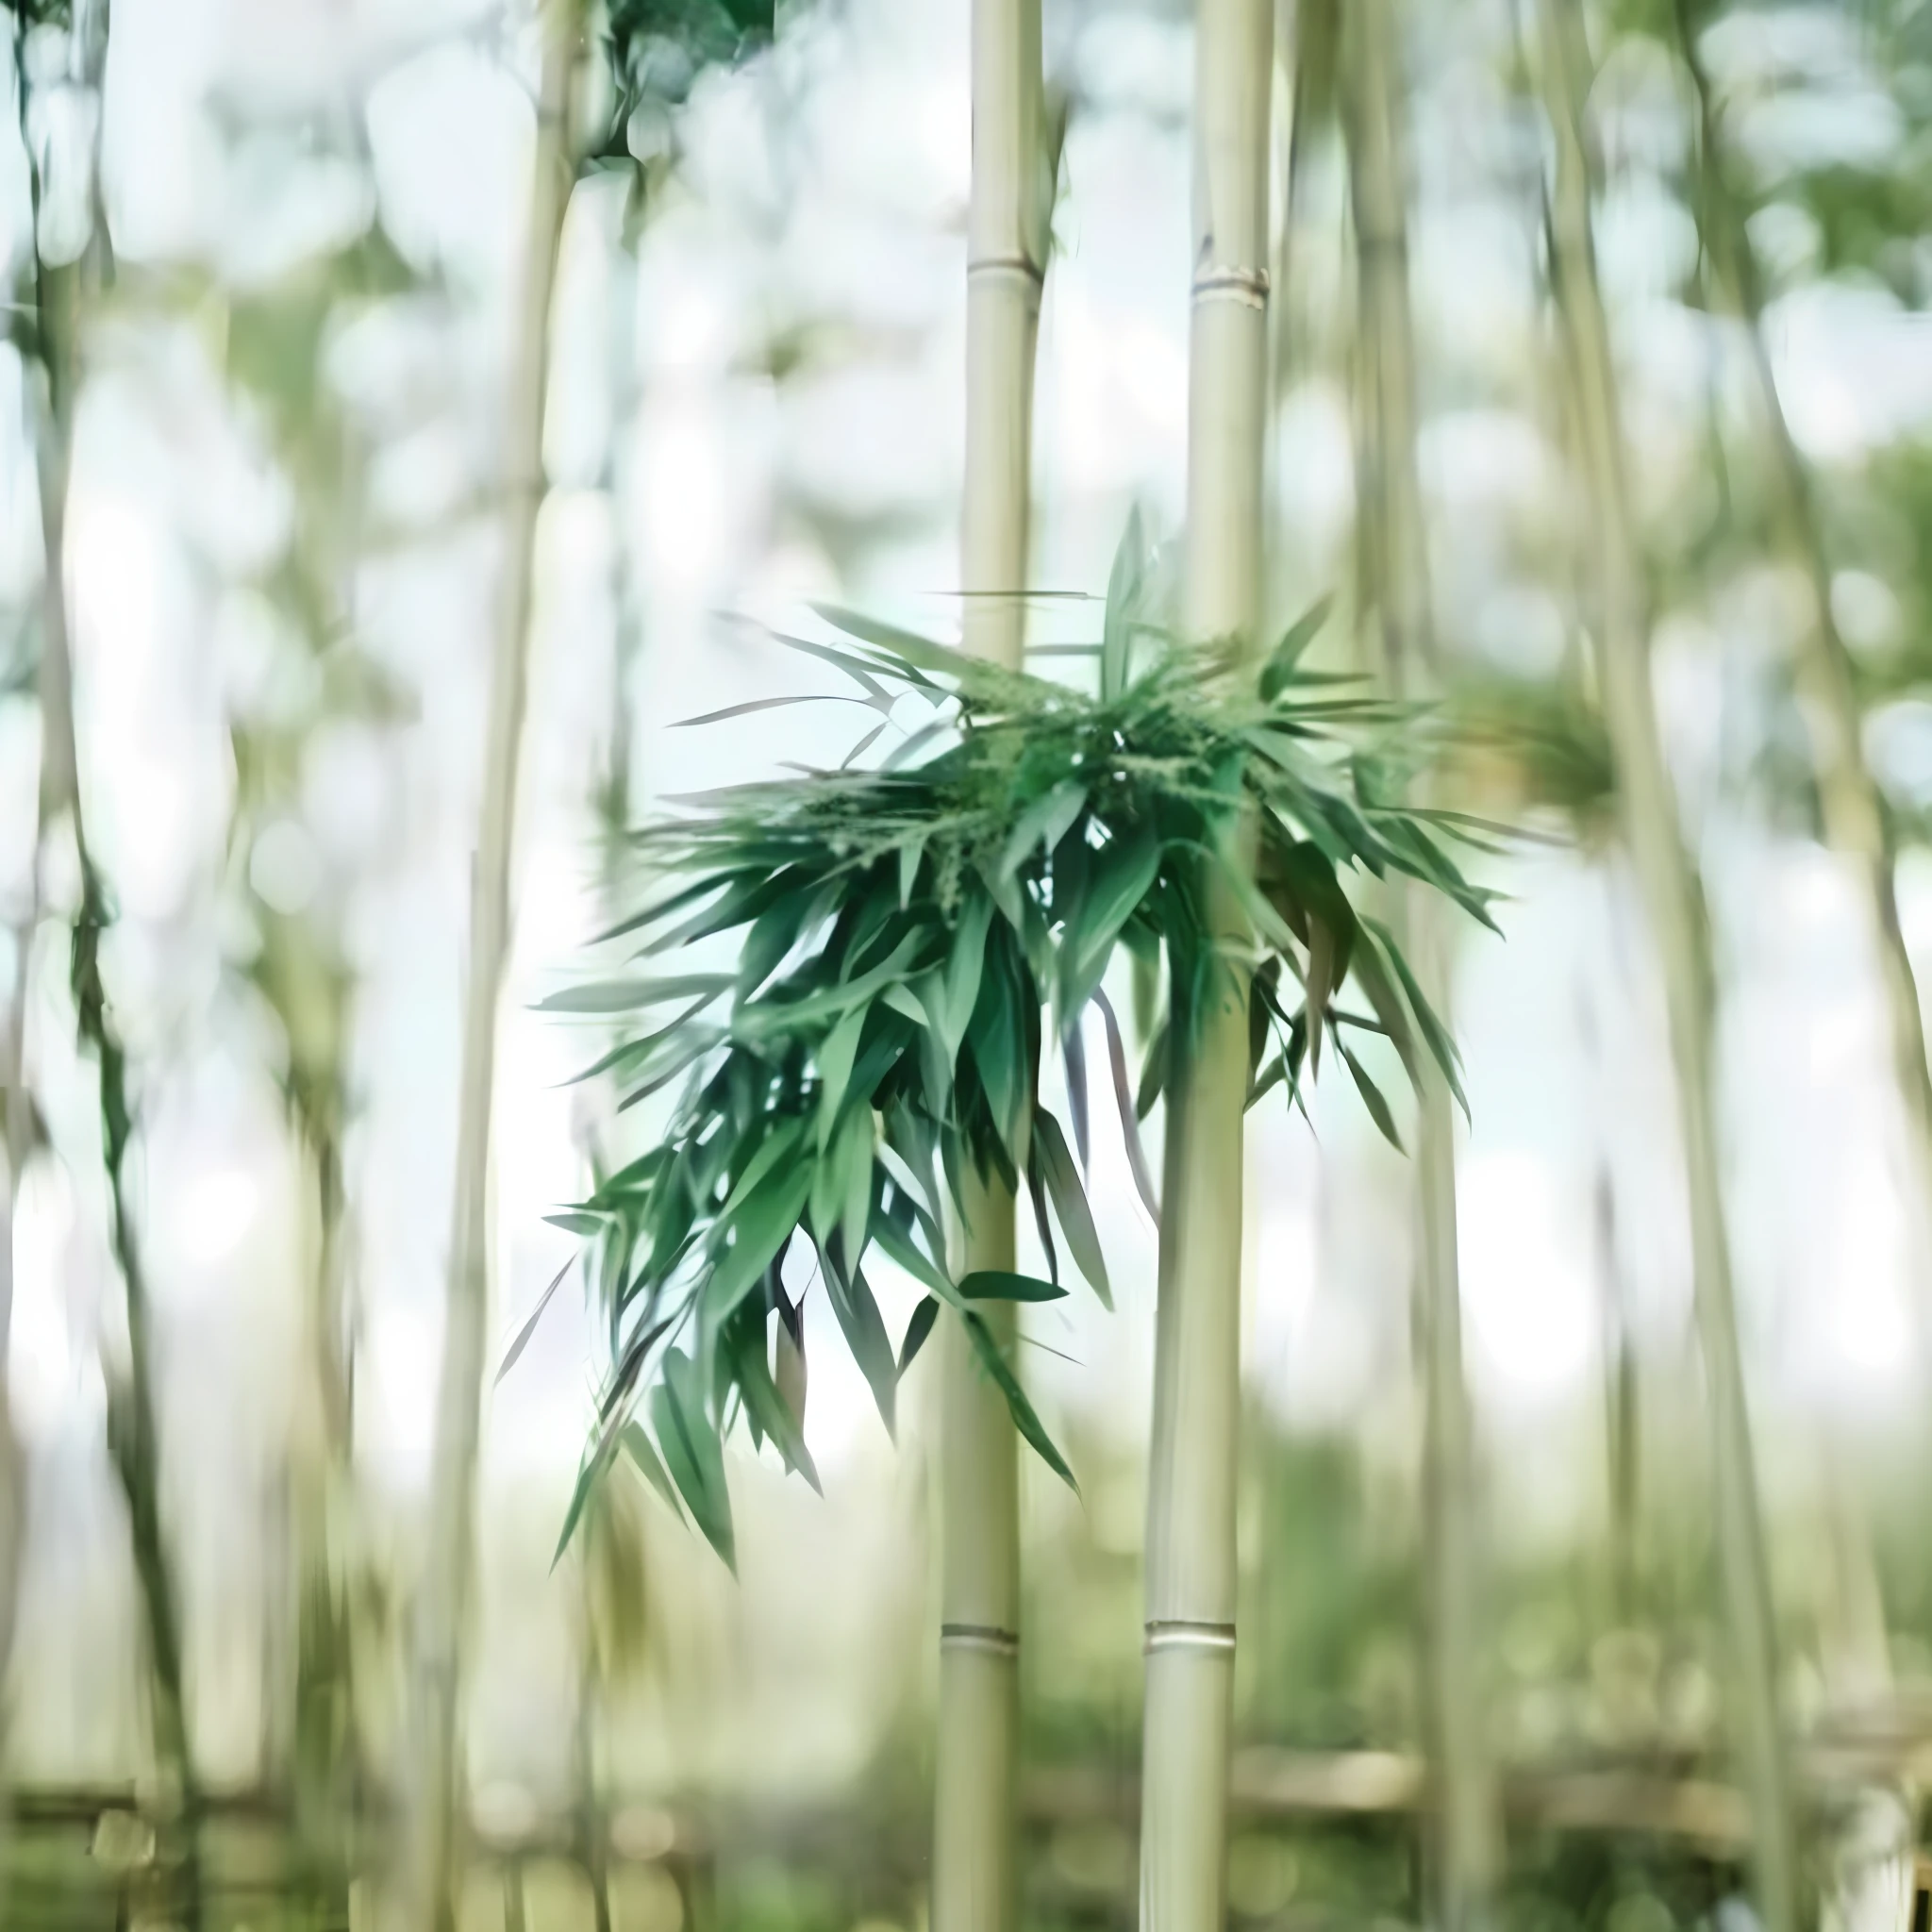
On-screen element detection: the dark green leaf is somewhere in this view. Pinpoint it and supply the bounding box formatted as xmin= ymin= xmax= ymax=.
xmin=962 ymin=1311 xmax=1076 ymax=1489
xmin=898 ymin=1295 xmax=941 ymax=1375
xmin=1032 ymin=1108 xmax=1111 ymax=1308
xmin=958 ymin=1270 xmax=1068 ymax=1302
xmin=1340 ymin=1040 xmax=1403 ymax=1151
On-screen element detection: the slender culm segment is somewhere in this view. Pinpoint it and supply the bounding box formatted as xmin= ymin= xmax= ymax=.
xmin=1670 ymin=0 xmax=1932 ymax=1263
xmin=1139 ymin=5 xmax=1271 ymax=1931
xmin=409 ymin=6 xmax=582 ymax=1925
xmin=936 ymin=0 xmax=1044 ymax=1923
xmin=1342 ymin=4 xmax=1498 ymax=1925
xmin=1535 ymin=6 xmax=1798 ymax=1927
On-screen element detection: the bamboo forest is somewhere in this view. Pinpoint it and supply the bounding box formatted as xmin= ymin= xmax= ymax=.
xmin=5 ymin=0 xmax=1932 ymax=1925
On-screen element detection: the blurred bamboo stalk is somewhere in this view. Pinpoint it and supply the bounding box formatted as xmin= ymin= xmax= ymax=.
xmin=1341 ymin=5 xmax=1499 ymax=1926
xmin=1671 ymin=0 xmax=1932 ymax=1243
xmin=1533 ymin=5 xmax=1798 ymax=1929
xmin=935 ymin=0 xmax=1045 ymax=1924
xmin=1138 ymin=5 xmax=1272 ymax=1930
xmin=408 ymin=4 xmax=583 ymax=1925
xmin=7 ymin=8 xmax=207 ymax=1927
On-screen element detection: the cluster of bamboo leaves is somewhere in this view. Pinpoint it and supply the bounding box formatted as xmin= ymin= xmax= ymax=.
xmin=537 ymin=530 xmax=1497 ymax=1569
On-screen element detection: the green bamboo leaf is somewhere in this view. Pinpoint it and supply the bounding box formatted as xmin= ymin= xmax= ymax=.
xmin=1136 ymin=1016 xmax=1169 ymax=1121
xmin=1362 ymin=915 xmax=1469 ymax=1115
xmin=535 ymin=974 xmax=732 ymax=1014
xmin=837 ymin=1104 xmax=874 ymax=1279
xmin=621 ymin=1419 xmax=684 ymax=1521
xmin=1258 ymin=594 xmax=1334 ymax=702
xmin=1102 ymin=506 xmax=1147 ymax=702
xmin=999 ymin=778 xmax=1086 ymax=882
xmin=1340 ymin=1040 xmax=1403 ymax=1152
xmin=554 ymin=1441 xmax=614 ymax=1567
xmin=826 ymin=1259 xmax=898 ymax=1433
xmin=870 ymin=1208 xmax=956 ymax=1306
xmin=543 ymin=1210 xmax=602 ymax=1238
xmin=941 ymin=892 xmax=994 ymax=1061
xmin=1069 ymin=822 xmax=1159 ymax=982
xmin=898 ymin=1295 xmax=941 ymax=1375
xmin=815 ymin=1003 xmax=868 ymax=1147
xmin=701 ymin=1160 xmax=811 ymax=1335
xmin=962 ymin=1311 xmax=1077 ymax=1490
xmin=653 ymin=1349 xmax=735 ymax=1571
xmin=1031 ymin=1108 xmax=1111 ymax=1308
xmin=731 ymin=1316 xmax=822 ymax=1494
xmin=497 ymin=1257 xmax=575 ymax=1386
xmin=958 ymin=1270 xmax=1068 ymax=1302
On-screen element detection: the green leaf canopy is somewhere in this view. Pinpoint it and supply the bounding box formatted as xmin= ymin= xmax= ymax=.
xmin=545 ymin=589 xmax=1496 ymax=1566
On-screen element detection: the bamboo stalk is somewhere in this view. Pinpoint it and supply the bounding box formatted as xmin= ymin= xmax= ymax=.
xmin=1138 ymin=7 xmax=1272 ymax=1931
xmin=408 ymin=6 xmax=582 ymax=1925
xmin=1671 ymin=0 xmax=1932 ymax=1250
xmin=7 ymin=11 xmax=206 ymax=1924
xmin=935 ymin=2 xmax=1044 ymax=1926
xmin=1341 ymin=7 xmax=1499 ymax=1928
xmin=1533 ymin=6 xmax=1797 ymax=1929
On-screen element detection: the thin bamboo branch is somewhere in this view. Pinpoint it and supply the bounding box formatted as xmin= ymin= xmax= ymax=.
xmin=1670 ymin=0 xmax=1932 ymax=1254
xmin=1533 ymin=6 xmax=1797 ymax=1929
xmin=936 ymin=0 xmax=1044 ymax=1925
xmin=1341 ymin=6 xmax=1498 ymax=1926
xmin=1139 ymin=6 xmax=1272 ymax=1930
xmin=408 ymin=5 xmax=583 ymax=1925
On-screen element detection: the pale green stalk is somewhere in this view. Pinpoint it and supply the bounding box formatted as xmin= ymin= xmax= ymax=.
xmin=936 ymin=1 xmax=1044 ymax=1926
xmin=1138 ymin=5 xmax=1271 ymax=1929
xmin=1672 ymin=0 xmax=1932 ymax=1247
xmin=1342 ymin=4 xmax=1497 ymax=1925
xmin=1535 ymin=5 xmax=1796 ymax=1928
xmin=409 ymin=5 xmax=583 ymax=1924
xmin=7 ymin=11 xmax=205 ymax=1924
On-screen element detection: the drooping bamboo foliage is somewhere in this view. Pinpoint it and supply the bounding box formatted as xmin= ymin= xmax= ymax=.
xmin=1533 ymin=6 xmax=1798 ymax=1928
xmin=1341 ymin=4 xmax=1498 ymax=1924
xmin=1670 ymin=0 xmax=1932 ymax=1246
xmin=408 ymin=3 xmax=584 ymax=1923
xmin=1138 ymin=4 xmax=1273 ymax=1929
xmin=935 ymin=1 xmax=1047 ymax=1928
xmin=549 ymin=604 xmax=1491 ymax=1574
xmin=7 ymin=9 xmax=206 ymax=1926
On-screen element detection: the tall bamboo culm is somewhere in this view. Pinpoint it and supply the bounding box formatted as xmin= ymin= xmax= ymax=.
xmin=1138 ymin=6 xmax=1271 ymax=1930
xmin=1672 ymin=0 xmax=1932 ymax=1254
xmin=9 ymin=10 xmax=206 ymax=1924
xmin=408 ymin=5 xmax=581 ymax=1924
xmin=934 ymin=2 xmax=1045 ymax=1927
xmin=1533 ymin=7 xmax=1797 ymax=1929
xmin=1341 ymin=7 xmax=1498 ymax=1926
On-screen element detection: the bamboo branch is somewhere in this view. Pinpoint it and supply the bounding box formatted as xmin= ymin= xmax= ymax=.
xmin=1341 ymin=5 xmax=1499 ymax=1927
xmin=936 ymin=1 xmax=1045 ymax=1926
xmin=1533 ymin=6 xmax=1798 ymax=1929
xmin=1139 ymin=6 xmax=1273 ymax=1930
xmin=408 ymin=5 xmax=583 ymax=1925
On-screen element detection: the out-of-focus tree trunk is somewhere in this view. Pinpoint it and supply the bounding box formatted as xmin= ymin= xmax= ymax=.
xmin=408 ymin=5 xmax=582 ymax=1925
xmin=1673 ymin=0 xmax=1932 ymax=1268
xmin=1535 ymin=5 xmax=1798 ymax=1927
xmin=1342 ymin=5 xmax=1499 ymax=1926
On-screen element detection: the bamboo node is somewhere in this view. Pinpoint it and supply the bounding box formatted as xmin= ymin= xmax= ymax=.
xmin=1143 ymin=1620 xmax=1237 ymax=1654
xmin=941 ymin=1622 xmax=1020 ymax=1657
xmin=968 ymin=254 xmax=1045 ymax=287
xmin=1190 ymin=268 xmax=1269 ymax=309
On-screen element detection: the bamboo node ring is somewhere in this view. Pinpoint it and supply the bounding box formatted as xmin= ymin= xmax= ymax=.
xmin=968 ymin=254 xmax=1045 ymax=286
xmin=941 ymin=1622 xmax=1020 ymax=1656
xmin=1191 ymin=267 xmax=1269 ymax=309
xmin=1142 ymin=1620 xmax=1237 ymax=1655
